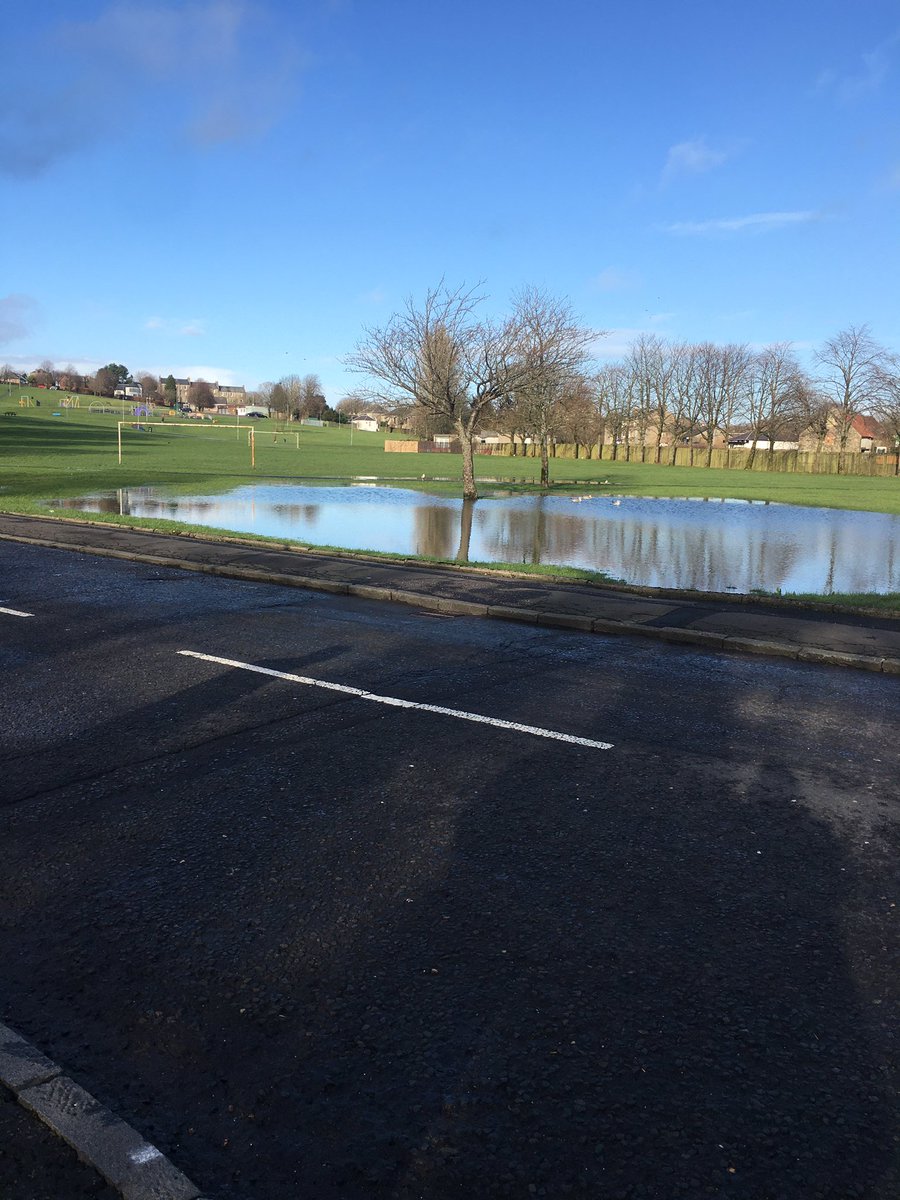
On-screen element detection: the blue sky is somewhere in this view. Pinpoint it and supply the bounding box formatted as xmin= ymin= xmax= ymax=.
xmin=2 ymin=0 xmax=898 ymax=399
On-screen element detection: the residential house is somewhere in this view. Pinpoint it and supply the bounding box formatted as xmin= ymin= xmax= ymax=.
xmin=172 ymin=378 xmax=246 ymax=410
xmin=799 ymin=409 xmax=885 ymax=453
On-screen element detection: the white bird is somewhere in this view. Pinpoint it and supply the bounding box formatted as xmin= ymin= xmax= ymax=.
xmin=612 ymin=499 xmax=622 ymax=506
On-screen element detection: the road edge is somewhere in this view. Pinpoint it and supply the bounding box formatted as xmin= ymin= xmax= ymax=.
xmin=2 ymin=528 xmax=899 ymax=675
xmin=0 ymin=1022 xmax=209 ymax=1200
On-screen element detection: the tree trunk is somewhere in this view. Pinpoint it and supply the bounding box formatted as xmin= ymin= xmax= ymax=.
xmin=540 ymin=437 xmax=550 ymax=487
xmin=458 ymin=423 xmax=478 ymax=500
xmin=456 ymin=497 xmax=475 ymax=562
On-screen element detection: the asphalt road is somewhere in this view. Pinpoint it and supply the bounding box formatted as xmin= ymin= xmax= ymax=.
xmin=1 ymin=541 xmax=898 ymax=1199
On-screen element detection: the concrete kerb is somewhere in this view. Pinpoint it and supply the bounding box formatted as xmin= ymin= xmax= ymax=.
xmin=537 ymin=611 xmax=594 ymax=632
xmin=1 ymin=527 xmax=897 ymax=673
xmin=797 ymin=646 xmax=887 ymax=671
xmin=0 ymin=1022 xmax=202 ymax=1200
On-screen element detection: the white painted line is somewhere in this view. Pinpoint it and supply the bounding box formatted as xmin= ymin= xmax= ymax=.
xmin=178 ymin=650 xmax=614 ymax=750
xmin=129 ymin=1145 xmax=163 ymax=1165
xmin=0 ymin=606 xmax=33 ymax=617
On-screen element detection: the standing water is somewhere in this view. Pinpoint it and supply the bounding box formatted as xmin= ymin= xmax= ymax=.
xmin=51 ymin=482 xmax=900 ymax=595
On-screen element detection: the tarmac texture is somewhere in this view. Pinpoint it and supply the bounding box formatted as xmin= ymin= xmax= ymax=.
xmin=1 ymin=519 xmax=898 ymax=1199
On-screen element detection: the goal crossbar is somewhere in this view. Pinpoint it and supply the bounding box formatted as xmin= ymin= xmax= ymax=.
xmin=117 ymin=421 xmax=256 ymax=466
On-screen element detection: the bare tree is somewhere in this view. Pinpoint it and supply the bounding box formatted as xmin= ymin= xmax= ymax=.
xmin=29 ymin=360 xmax=55 ymax=388
xmin=874 ymin=362 xmax=900 ymax=475
xmin=743 ymin=344 xmax=805 ymax=469
xmin=299 ymin=373 xmax=326 ymax=418
xmin=348 ymin=283 xmax=526 ymax=500
xmin=139 ymin=373 xmax=161 ymax=404
xmin=796 ymin=381 xmax=831 ymax=452
xmin=557 ymin=376 xmax=602 ymax=458
xmin=815 ymin=325 xmax=891 ymax=472
xmin=596 ymin=363 xmax=630 ymax=460
xmin=667 ymin=343 xmax=701 ymax=464
xmin=269 ymin=375 xmax=303 ymax=421
xmin=189 ymin=379 xmax=215 ymax=410
xmin=510 ymin=288 xmax=597 ymax=486
xmin=625 ymin=335 xmax=658 ymax=462
xmin=695 ymin=342 xmax=749 ymax=466
xmin=643 ymin=340 xmax=676 ymax=465
xmin=336 ymin=393 xmax=368 ymax=422
xmin=57 ymin=363 xmax=83 ymax=392
xmin=254 ymin=381 xmax=275 ymax=412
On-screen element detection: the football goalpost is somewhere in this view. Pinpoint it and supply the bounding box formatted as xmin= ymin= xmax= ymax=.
xmin=117 ymin=421 xmax=256 ymax=467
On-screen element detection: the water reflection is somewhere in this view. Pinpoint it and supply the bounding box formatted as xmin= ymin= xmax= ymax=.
xmin=51 ymin=483 xmax=900 ymax=595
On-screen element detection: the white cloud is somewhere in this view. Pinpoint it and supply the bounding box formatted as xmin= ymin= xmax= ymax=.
xmin=58 ymin=1 xmax=303 ymax=148
xmin=661 ymin=211 xmax=820 ymax=235
xmin=814 ymin=31 xmax=900 ymax=102
xmin=144 ymin=316 xmax=207 ymax=336
xmin=1 ymin=354 xmax=102 ymax=375
xmin=662 ymin=137 xmax=729 ymax=181
xmin=0 ymin=294 xmax=38 ymax=345
xmin=590 ymin=267 xmax=638 ymax=292
xmin=1 ymin=2 xmax=302 ymax=176
xmin=168 ymin=364 xmax=241 ymax=385
xmin=589 ymin=328 xmax=646 ymax=359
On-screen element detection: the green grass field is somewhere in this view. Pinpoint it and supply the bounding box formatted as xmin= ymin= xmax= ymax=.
xmin=2 ymin=391 xmax=899 ymax=512
xmin=1 ymin=392 xmax=898 ymax=612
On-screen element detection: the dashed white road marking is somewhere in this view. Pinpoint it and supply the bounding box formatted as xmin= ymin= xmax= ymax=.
xmin=129 ymin=1146 xmax=163 ymax=1165
xmin=178 ymin=650 xmax=614 ymax=751
xmin=0 ymin=606 xmax=33 ymax=617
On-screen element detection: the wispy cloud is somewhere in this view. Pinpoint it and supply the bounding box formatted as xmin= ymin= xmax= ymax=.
xmin=0 ymin=354 xmax=101 ymax=375
xmin=169 ymin=364 xmax=241 ymax=385
xmin=661 ymin=211 xmax=821 ymax=235
xmin=0 ymin=2 xmax=302 ymax=176
xmin=662 ymin=137 xmax=729 ymax=182
xmin=592 ymin=328 xmax=656 ymax=359
xmin=145 ymin=316 xmax=207 ymax=336
xmin=590 ymin=267 xmax=639 ymax=293
xmin=0 ymin=294 xmax=39 ymax=345
xmin=814 ymin=30 xmax=900 ymax=102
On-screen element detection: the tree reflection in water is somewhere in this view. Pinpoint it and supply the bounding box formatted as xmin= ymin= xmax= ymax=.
xmin=51 ymin=486 xmax=900 ymax=595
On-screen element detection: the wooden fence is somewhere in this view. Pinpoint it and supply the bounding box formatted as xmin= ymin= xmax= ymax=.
xmin=490 ymin=443 xmax=900 ymax=477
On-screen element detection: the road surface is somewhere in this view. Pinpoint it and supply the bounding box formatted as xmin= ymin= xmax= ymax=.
xmin=1 ymin=541 xmax=898 ymax=1199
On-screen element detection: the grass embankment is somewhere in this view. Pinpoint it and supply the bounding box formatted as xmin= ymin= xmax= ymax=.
xmin=1 ymin=395 xmax=898 ymax=611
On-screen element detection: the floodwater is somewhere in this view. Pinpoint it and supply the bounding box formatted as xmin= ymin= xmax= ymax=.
xmin=52 ymin=482 xmax=900 ymax=595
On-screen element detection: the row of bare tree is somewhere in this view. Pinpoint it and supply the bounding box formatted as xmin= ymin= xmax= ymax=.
xmin=348 ymin=285 xmax=900 ymax=496
xmin=252 ymin=374 xmax=336 ymax=422
xmin=348 ymin=285 xmax=596 ymax=497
